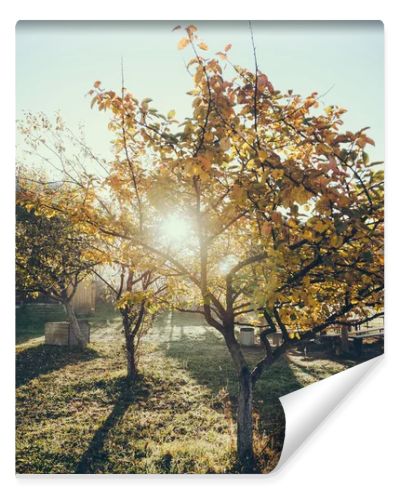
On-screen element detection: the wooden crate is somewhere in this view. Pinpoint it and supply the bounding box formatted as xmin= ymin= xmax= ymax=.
xmin=45 ymin=320 xmax=90 ymax=346
xmin=45 ymin=321 xmax=70 ymax=346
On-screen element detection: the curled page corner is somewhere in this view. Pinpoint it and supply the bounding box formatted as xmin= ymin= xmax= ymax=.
xmin=275 ymin=355 xmax=383 ymax=472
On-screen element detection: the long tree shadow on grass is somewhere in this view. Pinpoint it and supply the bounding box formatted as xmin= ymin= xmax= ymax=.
xmin=75 ymin=377 xmax=151 ymax=473
xmin=161 ymin=326 xmax=303 ymax=467
xmin=16 ymin=344 xmax=99 ymax=388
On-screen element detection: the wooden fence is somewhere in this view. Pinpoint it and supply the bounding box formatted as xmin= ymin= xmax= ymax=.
xmin=71 ymin=278 xmax=96 ymax=314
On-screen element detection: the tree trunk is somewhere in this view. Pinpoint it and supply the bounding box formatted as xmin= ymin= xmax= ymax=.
xmin=126 ymin=336 xmax=137 ymax=383
xmin=237 ymin=367 xmax=255 ymax=471
xmin=341 ymin=325 xmax=349 ymax=353
xmin=64 ymin=300 xmax=86 ymax=348
xmin=222 ymin=324 xmax=256 ymax=472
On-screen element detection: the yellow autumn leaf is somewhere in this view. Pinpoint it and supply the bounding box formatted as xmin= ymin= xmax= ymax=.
xmin=316 ymin=143 xmax=332 ymax=155
xmin=198 ymin=42 xmax=208 ymax=51
xmin=303 ymin=229 xmax=314 ymax=240
xmin=178 ymin=38 xmax=189 ymax=50
xmin=270 ymin=169 xmax=284 ymax=180
xmin=258 ymin=151 xmax=268 ymax=162
xmin=194 ymin=67 xmax=204 ymax=85
xmin=330 ymin=234 xmax=344 ymax=248
xmin=231 ymin=184 xmax=246 ymax=202
xmin=314 ymin=219 xmax=328 ymax=232
xmin=219 ymin=138 xmax=231 ymax=151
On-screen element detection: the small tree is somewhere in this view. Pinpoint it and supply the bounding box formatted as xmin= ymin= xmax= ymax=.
xmin=93 ymin=250 xmax=167 ymax=382
xmin=16 ymin=181 xmax=98 ymax=348
xmin=16 ymin=113 xmax=110 ymax=348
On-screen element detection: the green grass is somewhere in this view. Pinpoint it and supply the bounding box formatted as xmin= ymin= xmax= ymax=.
xmin=16 ymin=303 xmax=67 ymax=344
xmin=16 ymin=338 xmax=236 ymax=473
xmin=16 ymin=308 xmax=379 ymax=474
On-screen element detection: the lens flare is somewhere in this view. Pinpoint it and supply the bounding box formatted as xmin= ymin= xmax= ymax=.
xmin=160 ymin=214 xmax=192 ymax=246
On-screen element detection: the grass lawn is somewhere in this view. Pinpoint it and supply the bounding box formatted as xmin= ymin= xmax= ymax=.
xmin=16 ymin=303 xmax=67 ymax=344
xmin=16 ymin=307 xmax=379 ymax=474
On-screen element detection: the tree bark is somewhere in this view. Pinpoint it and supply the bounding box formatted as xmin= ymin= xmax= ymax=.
xmin=341 ymin=324 xmax=349 ymax=353
xmin=64 ymin=299 xmax=86 ymax=348
xmin=237 ymin=367 xmax=255 ymax=471
xmin=222 ymin=321 xmax=256 ymax=471
xmin=126 ymin=335 xmax=137 ymax=383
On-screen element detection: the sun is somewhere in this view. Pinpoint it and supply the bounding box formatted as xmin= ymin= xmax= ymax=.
xmin=160 ymin=214 xmax=192 ymax=246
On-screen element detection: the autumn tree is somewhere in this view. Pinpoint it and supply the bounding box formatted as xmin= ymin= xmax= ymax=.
xmin=85 ymin=85 xmax=169 ymax=382
xmin=16 ymin=178 xmax=99 ymax=348
xmin=17 ymin=112 xmax=169 ymax=379
xmin=92 ymin=242 xmax=167 ymax=382
xmin=87 ymin=24 xmax=383 ymax=470
xmin=18 ymin=25 xmax=383 ymax=470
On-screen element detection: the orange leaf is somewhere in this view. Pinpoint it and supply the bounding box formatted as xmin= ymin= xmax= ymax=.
xmin=365 ymin=137 xmax=375 ymax=146
xmin=216 ymin=51 xmax=227 ymax=60
xmin=271 ymin=211 xmax=282 ymax=224
xmin=261 ymin=222 xmax=272 ymax=237
xmin=186 ymin=25 xmax=198 ymax=36
xmin=178 ymin=38 xmax=189 ymax=50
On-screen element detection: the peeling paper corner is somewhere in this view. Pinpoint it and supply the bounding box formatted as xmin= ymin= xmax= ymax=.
xmin=273 ymin=355 xmax=383 ymax=473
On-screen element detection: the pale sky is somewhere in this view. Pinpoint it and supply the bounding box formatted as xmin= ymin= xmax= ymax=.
xmin=16 ymin=21 xmax=384 ymax=162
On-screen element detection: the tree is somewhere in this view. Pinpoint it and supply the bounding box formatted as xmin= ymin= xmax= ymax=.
xmin=16 ymin=179 xmax=98 ymax=348
xmin=92 ymin=244 xmax=167 ymax=382
xmin=88 ymin=24 xmax=383 ymax=470
xmin=17 ymin=112 xmax=168 ymax=380
xmin=18 ymin=25 xmax=383 ymax=469
xmin=16 ymin=113 xmax=109 ymax=348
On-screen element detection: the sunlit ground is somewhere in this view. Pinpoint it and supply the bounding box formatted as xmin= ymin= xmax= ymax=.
xmin=15 ymin=305 xmax=381 ymax=474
